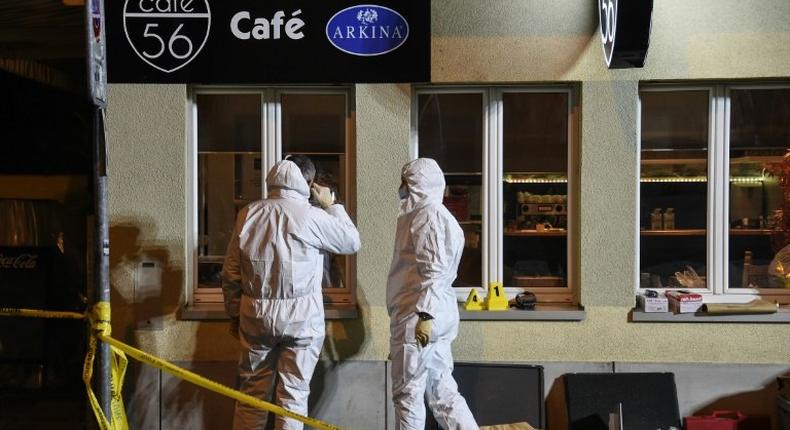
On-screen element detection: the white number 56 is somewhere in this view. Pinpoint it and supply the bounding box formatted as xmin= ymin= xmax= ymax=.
xmin=142 ymin=23 xmax=193 ymax=60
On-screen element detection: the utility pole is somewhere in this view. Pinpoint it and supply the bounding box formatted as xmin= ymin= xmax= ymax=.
xmin=84 ymin=0 xmax=110 ymax=423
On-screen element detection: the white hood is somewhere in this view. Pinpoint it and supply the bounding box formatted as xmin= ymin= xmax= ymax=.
xmin=266 ymin=160 xmax=310 ymax=200
xmin=400 ymin=158 xmax=446 ymax=215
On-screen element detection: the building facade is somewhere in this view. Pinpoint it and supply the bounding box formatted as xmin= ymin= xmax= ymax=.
xmin=106 ymin=1 xmax=790 ymax=428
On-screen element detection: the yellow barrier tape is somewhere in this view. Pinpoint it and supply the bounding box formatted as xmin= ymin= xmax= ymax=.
xmin=84 ymin=302 xmax=128 ymax=430
xmin=0 ymin=307 xmax=85 ymax=320
xmin=98 ymin=333 xmax=343 ymax=430
xmin=0 ymin=304 xmax=344 ymax=430
xmin=0 ymin=304 xmax=128 ymax=430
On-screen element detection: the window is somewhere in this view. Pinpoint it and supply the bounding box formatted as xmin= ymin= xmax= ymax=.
xmin=189 ymin=88 xmax=355 ymax=306
xmin=638 ymin=84 xmax=790 ymax=303
xmin=639 ymin=89 xmax=710 ymax=291
xmin=413 ymin=87 xmax=579 ymax=304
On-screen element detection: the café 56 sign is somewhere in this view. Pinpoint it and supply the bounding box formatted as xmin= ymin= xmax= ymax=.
xmin=123 ymin=0 xmax=211 ymax=73
xmin=109 ymin=1 xmax=430 ymax=83
xmin=598 ymin=0 xmax=653 ymax=69
xmin=599 ymin=0 xmax=617 ymax=67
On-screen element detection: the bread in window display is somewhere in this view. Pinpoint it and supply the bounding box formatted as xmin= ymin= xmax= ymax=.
xmin=672 ymin=266 xmax=705 ymax=289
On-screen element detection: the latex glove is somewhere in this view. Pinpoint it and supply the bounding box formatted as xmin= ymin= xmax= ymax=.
xmin=229 ymin=317 xmax=240 ymax=340
xmin=415 ymin=319 xmax=432 ymax=347
xmin=311 ymin=184 xmax=334 ymax=209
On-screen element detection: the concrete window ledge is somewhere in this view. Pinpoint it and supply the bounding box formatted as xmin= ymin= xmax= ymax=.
xmin=458 ymin=304 xmax=586 ymax=321
xmin=630 ymin=308 xmax=790 ymax=323
xmin=181 ymin=303 xmax=359 ymax=320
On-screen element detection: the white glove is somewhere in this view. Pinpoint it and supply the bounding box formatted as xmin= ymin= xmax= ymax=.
xmin=311 ymin=184 xmax=335 ymax=209
xmin=415 ymin=319 xmax=432 ymax=347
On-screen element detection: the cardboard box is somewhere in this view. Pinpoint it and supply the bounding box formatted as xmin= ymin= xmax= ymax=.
xmin=685 ymin=410 xmax=771 ymax=430
xmin=637 ymin=295 xmax=668 ymax=313
xmin=666 ymin=291 xmax=703 ymax=313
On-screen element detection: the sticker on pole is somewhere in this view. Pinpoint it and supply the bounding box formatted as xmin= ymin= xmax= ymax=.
xmin=123 ymin=0 xmax=211 ymax=73
xmin=326 ymin=4 xmax=409 ymax=56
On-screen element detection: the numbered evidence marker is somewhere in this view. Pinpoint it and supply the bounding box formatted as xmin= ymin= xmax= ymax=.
xmin=123 ymin=0 xmax=212 ymax=73
xmin=484 ymin=282 xmax=509 ymax=311
xmin=464 ymin=288 xmax=484 ymax=311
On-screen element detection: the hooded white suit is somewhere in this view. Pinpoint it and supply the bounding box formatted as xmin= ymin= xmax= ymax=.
xmin=387 ymin=158 xmax=478 ymax=430
xmin=222 ymin=160 xmax=361 ymax=430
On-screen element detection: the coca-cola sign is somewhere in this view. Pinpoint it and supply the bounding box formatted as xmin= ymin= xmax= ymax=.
xmin=0 ymin=253 xmax=38 ymax=269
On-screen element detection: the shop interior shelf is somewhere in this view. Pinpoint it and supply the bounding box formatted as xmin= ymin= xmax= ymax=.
xmin=504 ymin=229 xmax=567 ymax=237
xmin=640 ymin=229 xmax=772 ymax=237
xmin=640 ymin=155 xmax=782 ymax=164
xmin=729 ymin=229 xmax=773 ymax=236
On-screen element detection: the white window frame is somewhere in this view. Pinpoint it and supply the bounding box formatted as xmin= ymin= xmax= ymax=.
xmin=186 ymin=86 xmax=356 ymax=306
xmin=411 ymin=85 xmax=580 ymax=304
xmin=637 ymin=83 xmax=790 ymax=304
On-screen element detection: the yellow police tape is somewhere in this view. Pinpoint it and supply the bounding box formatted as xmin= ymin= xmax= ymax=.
xmin=0 ymin=304 xmax=343 ymax=430
xmin=0 ymin=305 xmax=125 ymax=430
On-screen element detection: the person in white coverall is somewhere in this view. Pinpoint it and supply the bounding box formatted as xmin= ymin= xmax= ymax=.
xmin=222 ymin=156 xmax=361 ymax=430
xmin=387 ymin=158 xmax=478 ymax=430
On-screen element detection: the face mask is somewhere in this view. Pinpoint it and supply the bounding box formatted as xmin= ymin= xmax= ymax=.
xmin=398 ymin=184 xmax=409 ymax=200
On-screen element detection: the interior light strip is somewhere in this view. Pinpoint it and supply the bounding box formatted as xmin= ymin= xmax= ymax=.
xmin=503 ymin=178 xmax=568 ymax=184
xmin=639 ymin=177 xmax=768 ymax=183
xmin=504 ymin=177 xmax=768 ymax=184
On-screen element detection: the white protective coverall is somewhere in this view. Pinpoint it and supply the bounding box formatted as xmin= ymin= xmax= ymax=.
xmin=387 ymin=158 xmax=478 ymax=430
xmin=222 ymin=160 xmax=361 ymax=430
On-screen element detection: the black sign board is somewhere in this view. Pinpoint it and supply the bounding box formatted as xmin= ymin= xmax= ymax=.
xmin=106 ymin=0 xmax=430 ymax=83
xmin=599 ymin=0 xmax=654 ymax=69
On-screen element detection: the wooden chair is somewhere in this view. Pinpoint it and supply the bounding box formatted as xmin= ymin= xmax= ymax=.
xmin=742 ymin=251 xmax=771 ymax=288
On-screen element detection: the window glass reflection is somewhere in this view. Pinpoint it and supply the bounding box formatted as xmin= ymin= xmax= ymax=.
xmin=502 ymin=92 xmax=569 ymax=289
xmin=729 ymin=88 xmax=790 ymax=288
xmin=640 ymin=90 xmax=709 ymax=290
xmin=196 ymin=94 xmax=263 ymax=289
xmin=418 ymin=93 xmax=483 ymax=287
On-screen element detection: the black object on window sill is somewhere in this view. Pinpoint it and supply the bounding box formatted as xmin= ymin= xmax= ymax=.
xmin=511 ymin=291 xmax=537 ymax=310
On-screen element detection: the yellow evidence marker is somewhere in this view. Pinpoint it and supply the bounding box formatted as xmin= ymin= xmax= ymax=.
xmin=464 ymin=288 xmax=484 ymax=311
xmin=484 ymin=282 xmax=509 ymax=311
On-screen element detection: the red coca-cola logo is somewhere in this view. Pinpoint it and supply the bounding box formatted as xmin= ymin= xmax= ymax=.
xmin=0 ymin=253 xmax=38 ymax=269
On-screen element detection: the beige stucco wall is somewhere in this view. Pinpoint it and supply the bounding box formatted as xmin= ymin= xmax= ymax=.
xmin=107 ymin=0 xmax=790 ymax=364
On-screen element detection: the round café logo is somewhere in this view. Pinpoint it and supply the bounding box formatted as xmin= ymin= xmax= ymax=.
xmin=599 ymin=0 xmax=617 ymax=67
xmin=326 ymin=5 xmax=409 ymax=56
xmin=123 ymin=0 xmax=212 ymax=73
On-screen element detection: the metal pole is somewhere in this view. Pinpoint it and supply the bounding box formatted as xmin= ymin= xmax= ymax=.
xmin=92 ymin=109 xmax=111 ymax=423
xmin=85 ymin=0 xmax=110 ymax=423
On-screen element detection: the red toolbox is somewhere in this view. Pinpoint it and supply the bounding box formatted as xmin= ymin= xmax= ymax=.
xmin=685 ymin=410 xmax=771 ymax=430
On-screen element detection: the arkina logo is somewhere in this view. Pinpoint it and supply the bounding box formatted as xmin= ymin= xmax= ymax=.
xmin=326 ymin=5 xmax=409 ymax=56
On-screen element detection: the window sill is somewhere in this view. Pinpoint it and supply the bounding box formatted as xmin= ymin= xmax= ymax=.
xmin=181 ymin=303 xmax=359 ymax=320
xmin=458 ymin=303 xmax=585 ymax=321
xmin=629 ymin=307 xmax=790 ymax=323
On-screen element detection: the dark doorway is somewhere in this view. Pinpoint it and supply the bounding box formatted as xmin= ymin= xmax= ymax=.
xmin=0 ymin=1 xmax=93 ymax=428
